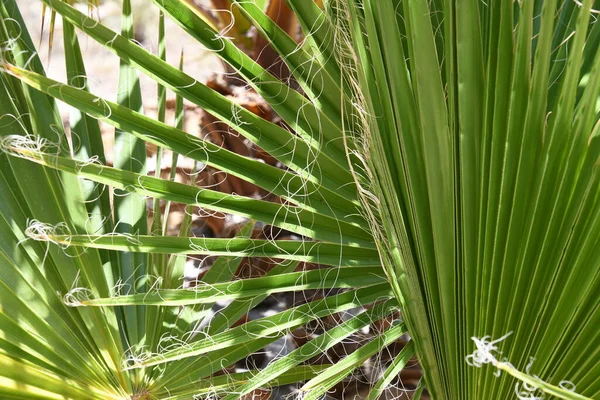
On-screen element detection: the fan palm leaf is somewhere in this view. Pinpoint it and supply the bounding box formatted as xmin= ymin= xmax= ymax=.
xmin=0 ymin=0 xmax=598 ymax=399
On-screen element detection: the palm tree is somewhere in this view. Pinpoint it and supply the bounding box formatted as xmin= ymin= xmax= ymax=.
xmin=0 ymin=0 xmax=598 ymax=399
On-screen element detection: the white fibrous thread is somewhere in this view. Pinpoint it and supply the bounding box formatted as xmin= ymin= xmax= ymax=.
xmin=465 ymin=331 xmax=514 ymax=374
xmin=466 ymin=332 xmax=577 ymax=399
xmin=24 ymin=220 xmax=72 ymax=247
xmin=121 ymin=344 xmax=153 ymax=371
xmin=63 ymin=287 xmax=95 ymax=307
xmin=0 ymin=134 xmax=51 ymax=159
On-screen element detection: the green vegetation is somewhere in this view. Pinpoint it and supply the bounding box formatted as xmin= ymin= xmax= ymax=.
xmin=0 ymin=0 xmax=599 ymax=399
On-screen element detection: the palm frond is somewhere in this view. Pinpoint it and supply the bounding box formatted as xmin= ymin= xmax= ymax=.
xmin=0 ymin=0 xmax=598 ymax=399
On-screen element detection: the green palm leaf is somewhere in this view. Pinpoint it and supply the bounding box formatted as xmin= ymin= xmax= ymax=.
xmin=1 ymin=0 xmax=598 ymax=399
